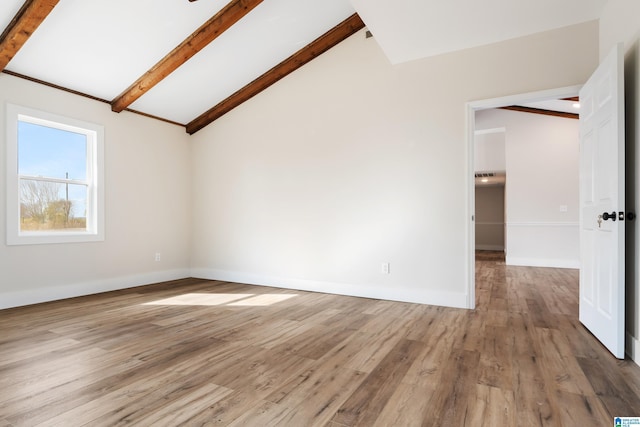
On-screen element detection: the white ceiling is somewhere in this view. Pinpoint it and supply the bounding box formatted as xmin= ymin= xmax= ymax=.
xmin=2 ymin=0 xmax=356 ymax=125
xmin=351 ymin=0 xmax=608 ymax=64
xmin=129 ymin=0 xmax=355 ymax=124
xmin=1 ymin=0 xmax=606 ymax=130
xmin=7 ymin=0 xmax=232 ymax=101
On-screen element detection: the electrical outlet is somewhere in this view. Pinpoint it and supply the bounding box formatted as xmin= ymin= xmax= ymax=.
xmin=155 ymin=252 xmax=161 ymax=262
xmin=381 ymin=262 xmax=390 ymax=274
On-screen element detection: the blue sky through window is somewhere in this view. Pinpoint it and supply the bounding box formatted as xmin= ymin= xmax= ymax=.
xmin=18 ymin=121 xmax=87 ymax=181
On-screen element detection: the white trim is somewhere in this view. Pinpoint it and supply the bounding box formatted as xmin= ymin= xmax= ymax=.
xmin=466 ymin=85 xmax=582 ymax=308
xmin=507 ymin=221 xmax=579 ymax=227
xmin=474 ymin=127 xmax=506 ymax=136
xmin=20 ymin=174 xmax=87 ymax=186
xmin=466 ymin=102 xmax=476 ymax=309
xmin=191 ymin=268 xmax=469 ymax=309
xmin=467 ymin=85 xmax=583 ymax=110
xmin=0 ymin=269 xmax=190 ymax=310
xmin=506 ymin=256 xmax=579 ymax=269
xmin=626 ymin=331 xmax=640 ymax=367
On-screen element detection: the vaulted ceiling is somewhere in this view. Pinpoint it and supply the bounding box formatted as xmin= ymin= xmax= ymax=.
xmin=0 ymin=0 xmax=607 ymax=134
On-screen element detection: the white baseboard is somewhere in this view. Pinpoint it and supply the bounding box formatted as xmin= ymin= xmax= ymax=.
xmin=0 ymin=269 xmax=191 ymax=310
xmin=191 ymin=268 xmax=470 ymax=309
xmin=627 ymin=331 xmax=640 ymax=367
xmin=506 ymin=256 xmax=579 ymax=269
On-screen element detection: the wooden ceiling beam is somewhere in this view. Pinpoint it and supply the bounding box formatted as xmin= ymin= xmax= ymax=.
xmin=111 ymin=0 xmax=263 ymax=113
xmin=0 ymin=0 xmax=59 ymax=71
xmin=500 ymin=105 xmax=578 ymax=120
xmin=186 ymin=13 xmax=365 ymax=135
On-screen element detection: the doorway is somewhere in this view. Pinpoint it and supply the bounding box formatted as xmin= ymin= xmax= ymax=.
xmin=474 ymin=128 xmax=506 ymax=255
xmin=466 ymin=86 xmax=582 ymax=308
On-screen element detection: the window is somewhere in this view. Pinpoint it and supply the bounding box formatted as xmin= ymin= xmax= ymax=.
xmin=6 ymin=104 xmax=104 ymax=245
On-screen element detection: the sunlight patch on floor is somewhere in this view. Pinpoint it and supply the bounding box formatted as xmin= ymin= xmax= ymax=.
xmin=227 ymin=294 xmax=298 ymax=306
xmin=143 ymin=293 xmax=298 ymax=306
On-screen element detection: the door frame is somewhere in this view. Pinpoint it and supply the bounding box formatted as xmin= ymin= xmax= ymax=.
xmin=465 ymin=85 xmax=583 ymax=309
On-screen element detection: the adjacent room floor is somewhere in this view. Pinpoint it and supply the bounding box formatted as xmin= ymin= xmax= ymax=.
xmin=1 ymin=253 xmax=639 ymax=426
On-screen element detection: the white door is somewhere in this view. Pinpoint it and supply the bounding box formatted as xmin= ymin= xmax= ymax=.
xmin=579 ymin=43 xmax=625 ymax=359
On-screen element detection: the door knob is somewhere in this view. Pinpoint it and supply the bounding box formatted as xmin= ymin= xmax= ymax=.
xmin=602 ymin=211 xmax=616 ymax=221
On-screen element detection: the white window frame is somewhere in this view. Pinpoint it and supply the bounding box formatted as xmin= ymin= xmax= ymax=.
xmin=6 ymin=103 xmax=104 ymax=245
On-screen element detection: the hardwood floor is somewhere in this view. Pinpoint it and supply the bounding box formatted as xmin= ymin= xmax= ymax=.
xmin=1 ymin=252 xmax=639 ymax=426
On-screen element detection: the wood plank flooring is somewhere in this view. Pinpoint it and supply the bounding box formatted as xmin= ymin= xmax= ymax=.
xmin=1 ymin=251 xmax=639 ymax=426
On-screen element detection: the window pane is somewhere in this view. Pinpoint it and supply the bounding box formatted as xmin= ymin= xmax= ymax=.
xmin=18 ymin=121 xmax=87 ymax=181
xmin=19 ymin=179 xmax=88 ymax=232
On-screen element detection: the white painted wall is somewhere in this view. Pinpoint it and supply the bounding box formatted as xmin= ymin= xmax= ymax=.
xmin=600 ymin=0 xmax=640 ymax=363
xmin=189 ymin=21 xmax=598 ymax=308
xmin=474 ymin=130 xmax=506 ymax=173
xmin=0 ymin=74 xmax=191 ymax=309
xmin=0 ymin=19 xmax=602 ymax=313
xmin=475 ymin=109 xmax=580 ymax=268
